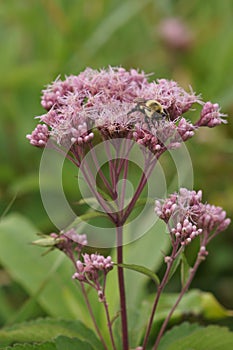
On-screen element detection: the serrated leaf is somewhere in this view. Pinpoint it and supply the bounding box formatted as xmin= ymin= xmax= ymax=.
xmin=0 ymin=318 xmax=103 ymax=350
xmin=55 ymin=335 xmax=95 ymax=350
xmin=158 ymin=322 xmax=200 ymax=350
xmin=141 ymin=289 xmax=233 ymax=332
xmin=2 ymin=341 xmax=56 ymax=350
xmin=158 ymin=324 xmax=233 ymax=350
xmin=117 ymin=263 xmax=160 ymax=285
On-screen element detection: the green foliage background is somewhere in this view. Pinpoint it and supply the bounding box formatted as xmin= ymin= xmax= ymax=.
xmin=0 ymin=0 xmax=233 ymax=333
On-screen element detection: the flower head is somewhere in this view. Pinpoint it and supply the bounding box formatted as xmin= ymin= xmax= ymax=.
xmin=198 ymin=204 xmax=231 ymax=235
xmin=155 ymin=188 xmax=230 ymax=246
xmin=155 ymin=188 xmax=202 ymax=224
xmin=27 ymin=66 xmax=226 ymax=156
xmin=158 ymin=17 xmax=194 ymax=51
xmin=50 ymin=229 xmax=87 ymax=254
xmin=72 ymin=253 xmax=113 ymax=283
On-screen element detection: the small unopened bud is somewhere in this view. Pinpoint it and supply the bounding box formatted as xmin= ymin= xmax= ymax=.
xmin=98 ymin=290 xmax=104 ymax=302
xmin=164 ymin=256 xmax=172 ymax=264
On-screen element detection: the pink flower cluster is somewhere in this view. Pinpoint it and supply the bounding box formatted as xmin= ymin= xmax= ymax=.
xmin=155 ymin=188 xmax=230 ymax=245
xmin=72 ymin=253 xmax=113 ymax=283
xmin=155 ymin=188 xmax=202 ymax=223
xmin=62 ymin=229 xmax=88 ymax=246
xmin=158 ymin=17 xmax=194 ymax=51
xmin=171 ymin=219 xmax=202 ymax=246
xmin=50 ymin=229 xmax=87 ymax=253
xmin=27 ymin=66 xmax=227 ymax=153
xmin=196 ymin=101 xmax=227 ymax=127
xmin=26 ymin=124 xmax=49 ymax=147
xmin=197 ymin=204 xmax=230 ymax=234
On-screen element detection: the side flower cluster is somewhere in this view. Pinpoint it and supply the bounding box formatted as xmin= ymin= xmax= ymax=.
xmin=50 ymin=228 xmax=88 ymax=255
xmin=155 ymin=188 xmax=230 ymax=247
xmin=72 ymin=253 xmax=114 ymax=302
xmin=73 ymin=253 xmax=113 ymax=283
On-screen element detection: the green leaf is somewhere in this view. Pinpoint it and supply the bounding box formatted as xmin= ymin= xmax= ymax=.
xmin=158 ymin=323 xmax=233 ymax=350
xmin=141 ymin=289 xmax=233 ymax=331
xmin=0 ymin=214 xmax=92 ymax=323
xmin=201 ymin=292 xmax=233 ymax=319
xmin=158 ymin=322 xmax=200 ymax=350
xmin=0 ymin=318 xmax=103 ymax=350
xmin=116 ymin=263 xmax=160 ymax=285
xmin=31 ymin=234 xmax=62 ymax=248
xmin=1 ymin=342 xmax=56 ymax=350
xmin=180 ymin=253 xmax=191 ymax=288
xmin=55 ymin=335 xmax=95 ymax=350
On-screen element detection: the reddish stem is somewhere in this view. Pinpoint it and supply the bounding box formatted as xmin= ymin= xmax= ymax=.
xmin=116 ymin=224 xmax=129 ymax=350
xmin=152 ymin=254 xmax=203 ymax=349
xmin=142 ymin=243 xmax=178 ymax=350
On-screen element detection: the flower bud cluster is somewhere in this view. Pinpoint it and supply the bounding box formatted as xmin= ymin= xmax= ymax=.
xmin=155 ymin=194 xmax=178 ymax=223
xmin=177 ymin=118 xmax=196 ymax=141
xmin=50 ymin=229 xmax=87 ymax=253
xmin=72 ymin=253 xmax=113 ymax=283
xmin=197 ymin=101 xmax=227 ymax=128
xmin=26 ymin=124 xmax=49 ymax=147
xmin=198 ymin=204 xmax=231 ymax=235
xmin=41 ymin=78 xmax=74 ymax=110
xmin=62 ymin=229 xmax=88 ymax=246
xmin=133 ymin=127 xmax=162 ymax=154
xmin=155 ymin=188 xmax=230 ymax=246
xmin=171 ymin=218 xmax=202 ymax=246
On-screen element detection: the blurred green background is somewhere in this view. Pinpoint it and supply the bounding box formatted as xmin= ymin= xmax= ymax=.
xmin=0 ymin=0 xmax=233 ymax=327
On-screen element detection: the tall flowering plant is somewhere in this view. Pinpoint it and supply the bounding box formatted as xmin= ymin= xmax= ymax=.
xmin=27 ymin=67 xmax=230 ymax=350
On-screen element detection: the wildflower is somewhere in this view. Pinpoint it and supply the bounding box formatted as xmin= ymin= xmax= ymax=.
xmin=158 ymin=17 xmax=194 ymax=51
xmin=28 ymin=67 xmax=206 ymax=152
xmin=27 ymin=67 xmax=226 ymax=158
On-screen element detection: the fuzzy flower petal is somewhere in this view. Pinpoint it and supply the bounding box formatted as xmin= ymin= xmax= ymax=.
xmin=27 ymin=67 xmax=227 ymax=154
